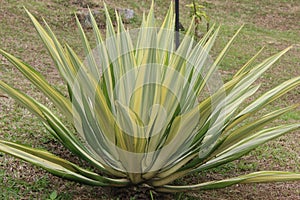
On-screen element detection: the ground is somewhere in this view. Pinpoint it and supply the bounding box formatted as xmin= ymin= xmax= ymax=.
xmin=0 ymin=0 xmax=299 ymax=199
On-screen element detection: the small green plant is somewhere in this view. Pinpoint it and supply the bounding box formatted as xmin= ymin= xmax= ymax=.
xmin=186 ymin=0 xmax=210 ymax=37
xmin=0 ymin=1 xmax=299 ymax=194
xmin=48 ymin=191 xmax=58 ymax=200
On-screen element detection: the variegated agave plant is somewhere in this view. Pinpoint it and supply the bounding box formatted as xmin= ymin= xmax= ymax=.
xmin=0 ymin=2 xmax=299 ymax=193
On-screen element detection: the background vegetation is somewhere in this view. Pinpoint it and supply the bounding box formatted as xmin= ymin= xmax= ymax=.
xmin=0 ymin=0 xmax=299 ymax=199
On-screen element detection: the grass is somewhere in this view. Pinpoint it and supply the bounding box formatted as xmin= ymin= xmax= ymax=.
xmin=0 ymin=0 xmax=299 ymax=199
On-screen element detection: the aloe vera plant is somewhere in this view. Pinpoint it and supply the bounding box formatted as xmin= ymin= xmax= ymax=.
xmin=0 ymin=2 xmax=299 ymax=193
